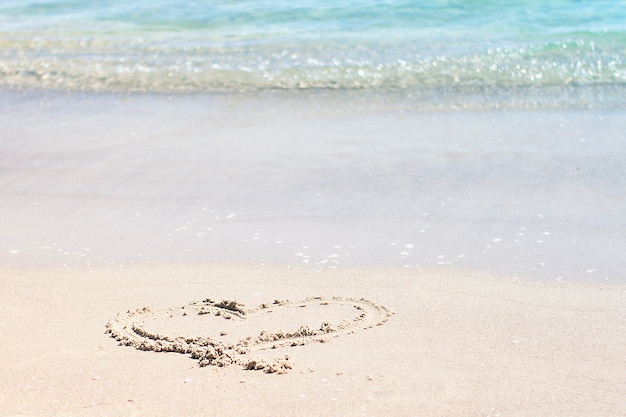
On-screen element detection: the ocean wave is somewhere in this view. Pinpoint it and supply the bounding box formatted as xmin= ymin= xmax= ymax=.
xmin=1 ymin=35 xmax=625 ymax=94
xmin=2 ymin=0 xmax=626 ymax=109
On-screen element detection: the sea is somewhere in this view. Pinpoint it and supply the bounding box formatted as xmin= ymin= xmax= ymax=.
xmin=1 ymin=0 xmax=626 ymax=109
xmin=1 ymin=1 xmax=625 ymax=281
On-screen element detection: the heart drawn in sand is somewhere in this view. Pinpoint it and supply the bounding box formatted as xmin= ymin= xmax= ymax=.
xmin=106 ymin=296 xmax=392 ymax=373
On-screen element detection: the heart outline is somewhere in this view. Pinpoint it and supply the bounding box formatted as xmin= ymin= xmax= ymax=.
xmin=106 ymin=296 xmax=393 ymax=373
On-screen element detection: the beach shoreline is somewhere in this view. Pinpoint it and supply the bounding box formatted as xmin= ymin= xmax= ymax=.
xmin=3 ymin=0 xmax=626 ymax=414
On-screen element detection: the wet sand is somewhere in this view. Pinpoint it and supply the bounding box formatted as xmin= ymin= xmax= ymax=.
xmin=2 ymin=92 xmax=625 ymax=280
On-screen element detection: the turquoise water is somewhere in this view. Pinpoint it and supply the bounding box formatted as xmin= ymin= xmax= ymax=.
xmin=1 ymin=0 xmax=626 ymax=107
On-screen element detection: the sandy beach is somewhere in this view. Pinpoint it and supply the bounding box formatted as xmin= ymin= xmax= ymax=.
xmin=1 ymin=264 xmax=625 ymax=416
xmin=3 ymin=0 xmax=626 ymax=414
xmin=1 ymin=91 xmax=625 ymax=416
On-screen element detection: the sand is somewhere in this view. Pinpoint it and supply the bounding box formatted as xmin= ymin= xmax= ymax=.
xmin=1 ymin=91 xmax=625 ymax=415
xmin=1 ymin=264 xmax=625 ymax=416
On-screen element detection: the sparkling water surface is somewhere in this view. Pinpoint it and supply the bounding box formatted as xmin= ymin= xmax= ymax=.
xmin=1 ymin=0 xmax=625 ymax=107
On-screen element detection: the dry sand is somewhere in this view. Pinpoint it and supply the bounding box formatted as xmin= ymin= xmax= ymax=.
xmin=1 ymin=263 xmax=624 ymax=416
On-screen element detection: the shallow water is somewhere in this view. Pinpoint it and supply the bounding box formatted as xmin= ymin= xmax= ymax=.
xmin=1 ymin=0 xmax=626 ymax=108
xmin=1 ymin=91 xmax=624 ymax=281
